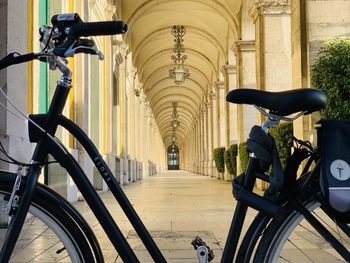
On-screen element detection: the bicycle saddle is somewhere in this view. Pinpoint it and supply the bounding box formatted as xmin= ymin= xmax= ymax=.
xmin=226 ymin=88 xmax=327 ymax=116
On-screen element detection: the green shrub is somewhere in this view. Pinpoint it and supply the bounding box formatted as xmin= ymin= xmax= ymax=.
xmin=224 ymin=150 xmax=232 ymax=174
xmin=213 ymin=147 xmax=225 ymax=173
xmin=269 ymin=122 xmax=293 ymax=169
xmin=312 ymin=38 xmax=350 ymax=120
xmin=238 ymin=142 xmax=249 ymax=172
xmin=224 ymin=144 xmax=238 ymax=176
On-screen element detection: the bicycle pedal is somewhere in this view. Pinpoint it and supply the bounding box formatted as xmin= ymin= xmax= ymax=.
xmin=191 ymin=236 xmax=215 ymax=262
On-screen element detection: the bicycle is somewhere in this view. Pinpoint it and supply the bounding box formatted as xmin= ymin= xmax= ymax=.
xmin=0 ymin=12 xmax=348 ymax=263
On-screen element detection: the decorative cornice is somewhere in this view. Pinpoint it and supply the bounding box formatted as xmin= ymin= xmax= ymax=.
xmin=105 ymin=0 xmax=116 ymax=18
xmin=249 ymin=1 xmax=291 ymax=22
xmin=232 ymin=40 xmax=255 ymax=54
xmin=134 ymin=88 xmax=141 ymax=97
xmin=130 ymin=68 xmax=137 ymax=79
xmin=113 ymin=40 xmax=128 ymax=65
xmin=200 ymin=103 xmax=206 ymax=113
xmin=215 ymin=80 xmax=225 ymax=89
xmin=209 ymin=90 xmax=216 ymax=100
xmin=221 ymin=64 xmax=236 ymax=75
xmin=115 ymin=53 xmax=124 ymax=65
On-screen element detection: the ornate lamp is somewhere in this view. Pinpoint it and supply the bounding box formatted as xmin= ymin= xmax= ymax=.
xmin=169 ymin=25 xmax=190 ymax=85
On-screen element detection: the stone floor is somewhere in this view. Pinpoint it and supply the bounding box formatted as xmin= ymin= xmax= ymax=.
xmin=5 ymin=170 xmax=349 ymax=262
xmin=74 ymin=170 xmax=245 ymax=262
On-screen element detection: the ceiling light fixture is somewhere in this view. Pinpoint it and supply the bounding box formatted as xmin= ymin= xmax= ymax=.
xmin=170 ymin=101 xmax=180 ymax=147
xmin=169 ymin=25 xmax=190 ymax=85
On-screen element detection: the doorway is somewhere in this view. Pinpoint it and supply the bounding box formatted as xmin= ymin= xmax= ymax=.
xmin=167 ymin=145 xmax=179 ymax=170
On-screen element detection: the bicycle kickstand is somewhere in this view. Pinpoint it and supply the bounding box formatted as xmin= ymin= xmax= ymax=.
xmin=191 ymin=236 xmax=215 ymax=263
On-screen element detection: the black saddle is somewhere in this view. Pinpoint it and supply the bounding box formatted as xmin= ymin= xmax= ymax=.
xmin=226 ymin=88 xmax=327 ymax=116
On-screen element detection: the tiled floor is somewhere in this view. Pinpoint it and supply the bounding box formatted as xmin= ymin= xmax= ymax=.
xmin=4 ymin=170 xmax=349 ymax=262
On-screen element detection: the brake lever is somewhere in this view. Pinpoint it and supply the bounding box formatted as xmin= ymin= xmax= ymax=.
xmin=64 ymin=46 xmax=104 ymax=60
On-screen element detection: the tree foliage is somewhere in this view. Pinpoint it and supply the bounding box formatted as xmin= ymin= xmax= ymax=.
xmin=312 ymin=38 xmax=350 ymax=120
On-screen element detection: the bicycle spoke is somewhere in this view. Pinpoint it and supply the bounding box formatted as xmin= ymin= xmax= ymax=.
xmin=285 ymin=238 xmax=316 ymax=263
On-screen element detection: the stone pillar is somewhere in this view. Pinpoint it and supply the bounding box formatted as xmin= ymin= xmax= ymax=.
xmin=134 ymin=84 xmax=141 ymax=162
xmin=194 ymin=125 xmax=196 ymax=173
xmin=233 ymin=41 xmax=256 ymax=143
xmin=116 ymin=42 xmax=128 ymax=184
xmin=250 ymin=1 xmax=292 ymax=95
xmin=203 ymin=102 xmax=209 ymax=176
xmin=210 ymin=90 xmax=218 ymax=178
xmin=215 ymin=81 xmax=225 ymax=179
xmin=0 ymin=0 xmax=31 ymax=172
xmin=233 ymin=40 xmax=256 ymax=172
xmin=197 ymin=113 xmax=202 ymax=174
xmin=207 ymin=98 xmax=213 ymax=177
xmin=215 ymin=81 xmax=225 ymax=148
xmin=195 ymin=120 xmax=199 ymax=174
xmin=127 ymin=69 xmax=135 ymax=181
xmin=200 ymin=107 xmax=206 ymax=175
xmin=290 ymin=0 xmax=310 ymax=142
xmin=221 ymin=65 xmax=237 ymax=180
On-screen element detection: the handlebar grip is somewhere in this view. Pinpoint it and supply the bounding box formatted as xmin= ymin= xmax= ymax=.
xmin=70 ymin=21 xmax=127 ymax=37
xmin=0 ymin=53 xmax=37 ymax=70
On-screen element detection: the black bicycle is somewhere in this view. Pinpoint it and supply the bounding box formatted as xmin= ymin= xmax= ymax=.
xmin=0 ymin=12 xmax=349 ymax=263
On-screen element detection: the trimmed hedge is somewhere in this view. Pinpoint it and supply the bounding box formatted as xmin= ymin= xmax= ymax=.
xmin=224 ymin=144 xmax=238 ymax=176
xmin=269 ymin=122 xmax=293 ymax=169
xmin=213 ymin=147 xmax=225 ymax=173
xmin=312 ymin=38 xmax=350 ymax=120
xmin=238 ymin=142 xmax=249 ymax=173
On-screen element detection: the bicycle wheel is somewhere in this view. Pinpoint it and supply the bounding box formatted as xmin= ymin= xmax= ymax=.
xmin=254 ymin=190 xmax=350 ymax=262
xmin=0 ymin=173 xmax=95 ymax=262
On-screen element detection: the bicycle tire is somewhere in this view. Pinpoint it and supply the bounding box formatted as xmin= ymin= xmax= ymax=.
xmin=235 ymin=212 xmax=271 ymax=262
xmin=0 ymin=171 xmax=96 ymax=262
xmin=253 ymin=189 xmax=350 ymax=262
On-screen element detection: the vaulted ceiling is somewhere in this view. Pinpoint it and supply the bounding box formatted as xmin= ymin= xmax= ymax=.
xmin=122 ymin=0 xmax=242 ymax=148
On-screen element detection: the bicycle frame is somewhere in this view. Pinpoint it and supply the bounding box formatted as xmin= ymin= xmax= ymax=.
xmin=2 ymin=74 xmax=350 ymax=263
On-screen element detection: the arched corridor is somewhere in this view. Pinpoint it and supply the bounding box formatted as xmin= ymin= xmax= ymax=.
xmin=0 ymin=0 xmax=349 ymax=199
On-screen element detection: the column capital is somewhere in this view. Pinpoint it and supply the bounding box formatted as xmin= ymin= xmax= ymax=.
xmin=134 ymin=88 xmax=141 ymax=97
xmin=130 ymin=68 xmax=137 ymax=79
xmin=105 ymin=0 xmax=118 ymax=17
xmin=209 ymin=90 xmax=216 ymax=100
xmin=133 ymin=75 xmax=142 ymax=97
xmin=215 ymin=80 xmax=225 ymax=90
xmin=221 ymin=64 xmax=236 ymax=75
xmin=232 ymin=40 xmax=255 ymax=54
xmin=113 ymin=40 xmax=128 ymax=65
xmin=200 ymin=103 xmax=207 ymax=113
xmin=114 ymin=52 xmax=124 ymax=65
xmin=249 ymin=1 xmax=291 ymax=22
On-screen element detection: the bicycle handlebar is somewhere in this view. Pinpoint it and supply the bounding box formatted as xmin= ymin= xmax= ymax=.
xmin=0 ymin=14 xmax=128 ymax=70
xmin=70 ymin=21 xmax=127 ymax=37
xmin=53 ymin=20 xmax=127 ymax=57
